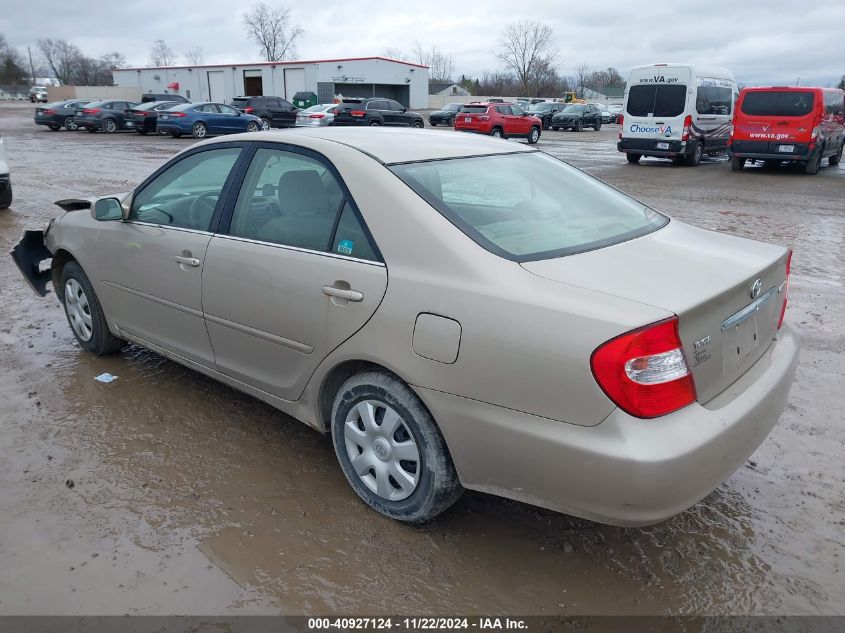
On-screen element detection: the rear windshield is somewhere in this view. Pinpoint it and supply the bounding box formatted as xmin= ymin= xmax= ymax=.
xmin=391 ymin=152 xmax=667 ymax=262
xmin=462 ymin=106 xmax=489 ymax=113
xmin=231 ymin=98 xmax=250 ymax=105
xmin=741 ymin=91 xmax=815 ymax=117
xmin=627 ymin=84 xmax=687 ymax=117
xmin=443 ymin=103 xmax=462 ymax=111
xmin=530 ymin=103 xmax=553 ymax=111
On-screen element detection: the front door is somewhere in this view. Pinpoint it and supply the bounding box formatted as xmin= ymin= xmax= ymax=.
xmin=94 ymin=146 xmax=245 ymax=366
xmin=201 ymin=145 xmax=388 ymax=400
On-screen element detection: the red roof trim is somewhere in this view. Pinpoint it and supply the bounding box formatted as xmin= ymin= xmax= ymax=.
xmin=115 ymin=56 xmax=428 ymax=72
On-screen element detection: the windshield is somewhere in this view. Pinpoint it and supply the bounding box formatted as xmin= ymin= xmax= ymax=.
xmin=741 ymin=91 xmax=814 ymax=117
xmin=626 ymin=84 xmax=687 ymax=117
xmin=530 ymin=104 xmax=552 ymax=111
xmin=390 ymin=152 xmax=667 ymax=262
xmin=562 ymin=105 xmax=585 ymax=113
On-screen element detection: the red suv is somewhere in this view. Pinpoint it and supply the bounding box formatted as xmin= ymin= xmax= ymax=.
xmin=729 ymin=86 xmax=845 ymax=174
xmin=454 ymin=103 xmax=542 ymax=144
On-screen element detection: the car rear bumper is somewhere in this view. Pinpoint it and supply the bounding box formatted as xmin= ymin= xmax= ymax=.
xmin=618 ymin=137 xmax=690 ymax=157
xmin=34 ymin=117 xmax=61 ymax=127
xmin=415 ymin=325 xmax=799 ymax=526
xmin=728 ymin=143 xmax=820 ymax=162
xmin=156 ymin=121 xmax=193 ymax=133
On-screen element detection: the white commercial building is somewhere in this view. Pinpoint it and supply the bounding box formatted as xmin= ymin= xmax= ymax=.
xmin=111 ymin=56 xmax=430 ymax=108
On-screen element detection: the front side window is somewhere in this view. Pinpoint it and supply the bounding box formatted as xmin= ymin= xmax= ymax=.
xmin=391 ymin=152 xmax=667 ymax=262
xmin=627 ymin=84 xmax=687 ymax=117
xmin=228 ymin=148 xmax=379 ymax=260
xmin=131 ymin=148 xmax=242 ymax=230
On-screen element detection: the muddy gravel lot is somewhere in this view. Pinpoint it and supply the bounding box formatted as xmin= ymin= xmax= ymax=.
xmin=0 ymin=101 xmax=843 ymax=616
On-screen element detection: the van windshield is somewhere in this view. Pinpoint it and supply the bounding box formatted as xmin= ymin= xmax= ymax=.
xmin=741 ymin=91 xmax=815 ymax=117
xmin=627 ymin=84 xmax=687 ymax=117
xmin=391 ymin=152 xmax=667 ymax=262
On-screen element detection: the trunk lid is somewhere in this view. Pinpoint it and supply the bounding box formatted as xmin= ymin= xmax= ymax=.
xmin=521 ymin=221 xmax=789 ymax=404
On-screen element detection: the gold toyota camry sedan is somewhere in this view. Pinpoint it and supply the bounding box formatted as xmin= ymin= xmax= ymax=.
xmin=12 ymin=128 xmax=799 ymax=526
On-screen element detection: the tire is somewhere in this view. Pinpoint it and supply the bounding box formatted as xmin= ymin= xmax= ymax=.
xmin=259 ymin=117 xmax=271 ymax=131
xmin=687 ymin=142 xmax=703 ymax=166
xmin=247 ymin=121 xmax=260 ymax=132
xmin=575 ymin=120 xmax=583 ymax=132
xmin=730 ymin=156 xmax=745 ymax=171
xmin=0 ymin=182 xmax=11 ymax=209
xmin=829 ymin=145 xmax=842 ymax=166
xmin=331 ymin=371 xmax=463 ymax=524
xmin=411 ymin=120 xmax=423 ymax=128
xmin=64 ymin=116 xmax=78 ymax=131
xmin=192 ymin=121 xmax=207 ymax=138
xmin=594 ymin=120 xmax=601 ymax=131
xmin=101 ymin=118 xmax=117 ymax=134
xmin=429 ymin=120 xmax=437 ymax=127
xmin=805 ymin=153 xmax=821 ymax=175
xmin=448 ymin=116 xmax=455 ymax=126
xmin=626 ymin=153 xmax=642 ymax=164
xmin=551 ymin=125 xmax=559 ymax=131
xmin=527 ymin=126 xmax=540 ymax=144
xmin=542 ymin=116 xmax=551 ymax=130
xmin=369 ymin=120 xmax=382 ymax=126
xmin=48 ymin=124 xmax=60 ymax=131
xmin=170 ymin=131 xmax=182 ymax=138
xmin=59 ymin=261 xmax=124 ymax=355
xmin=490 ymin=127 xmax=504 ymax=138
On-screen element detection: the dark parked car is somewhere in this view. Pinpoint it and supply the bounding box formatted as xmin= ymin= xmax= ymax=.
xmin=74 ymin=100 xmax=140 ymax=133
xmin=140 ymin=93 xmax=190 ymax=104
xmin=525 ymin=102 xmax=567 ymax=130
xmin=126 ymin=101 xmax=183 ymax=135
xmin=33 ymin=99 xmax=92 ymax=131
xmin=429 ymin=103 xmax=463 ymax=126
xmin=230 ymin=96 xmax=298 ymax=129
xmin=551 ymin=104 xmax=603 ymax=131
xmin=333 ymin=98 xmax=424 ymax=127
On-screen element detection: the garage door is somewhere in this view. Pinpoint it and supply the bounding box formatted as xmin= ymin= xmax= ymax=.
xmin=207 ymin=71 xmax=225 ymax=102
xmin=284 ymin=68 xmax=305 ymax=100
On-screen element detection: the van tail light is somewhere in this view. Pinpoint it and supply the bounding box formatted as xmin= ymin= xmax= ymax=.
xmin=778 ymin=249 xmax=792 ymax=330
xmin=83 ymin=108 xmax=100 ymax=115
xmin=809 ymin=126 xmax=820 ymax=148
xmin=350 ymin=110 xmax=366 ymax=117
xmin=682 ymin=115 xmax=693 ymax=141
xmin=590 ymin=317 xmax=696 ymax=419
xmin=618 ymin=115 xmax=623 ymax=138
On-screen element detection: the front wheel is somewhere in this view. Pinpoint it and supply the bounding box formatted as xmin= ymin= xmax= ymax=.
xmin=829 ymin=145 xmax=842 ymax=166
xmin=102 ymin=118 xmax=117 ymax=134
xmin=594 ymin=120 xmax=601 ymax=131
xmin=626 ymin=153 xmax=642 ymax=164
xmin=331 ymin=371 xmax=463 ymax=524
xmin=192 ymin=122 xmax=207 ymax=138
xmin=64 ymin=116 xmax=78 ymax=131
xmin=448 ymin=116 xmax=455 ymax=126
xmin=527 ymin=126 xmax=540 ymax=144
xmin=490 ymin=127 xmax=503 ymax=138
xmin=730 ymin=156 xmax=745 ymax=171
xmin=259 ymin=117 xmax=271 ymax=131
xmin=369 ymin=120 xmax=382 ymax=127
xmin=574 ymin=120 xmax=583 ymax=132
xmin=411 ymin=120 xmax=424 ymax=128
xmin=247 ymin=121 xmax=260 ymax=132
xmin=59 ymin=261 xmax=124 ymax=355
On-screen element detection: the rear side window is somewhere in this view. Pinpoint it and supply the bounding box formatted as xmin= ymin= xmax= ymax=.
xmin=824 ymin=91 xmax=844 ymax=117
xmin=741 ymin=91 xmax=815 ymax=117
xmin=496 ymin=106 xmax=511 ymax=115
xmin=462 ymin=106 xmax=488 ymax=113
xmin=627 ymin=84 xmax=687 ymax=117
xmin=696 ymin=85 xmax=733 ymax=115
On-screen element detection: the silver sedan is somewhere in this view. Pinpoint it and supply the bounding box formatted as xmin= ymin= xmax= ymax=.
xmin=295 ymin=103 xmax=337 ymax=127
xmin=11 ymin=128 xmax=799 ymax=526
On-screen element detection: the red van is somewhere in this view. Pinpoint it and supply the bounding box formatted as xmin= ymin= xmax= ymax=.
xmin=728 ymin=86 xmax=844 ymax=174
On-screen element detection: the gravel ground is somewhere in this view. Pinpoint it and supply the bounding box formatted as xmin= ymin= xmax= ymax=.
xmin=0 ymin=102 xmax=843 ymax=617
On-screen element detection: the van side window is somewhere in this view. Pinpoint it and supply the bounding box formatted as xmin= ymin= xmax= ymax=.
xmin=824 ymin=91 xmax=844 ymax=117
xmin=696 ymin=85 xmax=733 ymax=115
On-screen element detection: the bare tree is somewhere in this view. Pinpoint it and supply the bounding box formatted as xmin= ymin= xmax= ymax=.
xmin=574 ymin=63 xmax=591 ymax=97
xmin=184 ymin=46 xmax=204 ymax=66
xmin=100 ymin=52 xmax=127 ymax=70
xmin=149 ymin=39 xmax=177 ymax=66
xmin=410 ymin=41 xmax=455 ymax=82
xmin=243 ymin=3 xmax=303 ymax=62
xmin=38 ymin=38 xmax=82 ymax=85
xmin=382 ymin=46 xmax=406 ymax=60
xmin=496 ymin=21 xmax=558 ymax=97
xmin=0 ymin=34 xmax=28 ymax=84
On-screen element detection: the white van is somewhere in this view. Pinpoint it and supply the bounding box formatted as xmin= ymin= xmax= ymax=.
xmin=618 ymin=63 xmax=737 ymax=166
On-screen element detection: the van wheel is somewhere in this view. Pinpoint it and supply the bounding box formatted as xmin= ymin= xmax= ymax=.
xmin=829 ymin=146 xmax=842 ymax=166
xmin=805 ymin=153 xmax=821 ymax=175
xmin=59 ymin=261 xmax=124 ymax=355
xmin=730 ymin=157 xmax=745 ymax=171
xmin=626 ymin=153 xmax=642 ymax=164
xmin=687 ymin=142 xmax=702 ymax=166
xmin=331 ymin=371 xmax=463 ymax=524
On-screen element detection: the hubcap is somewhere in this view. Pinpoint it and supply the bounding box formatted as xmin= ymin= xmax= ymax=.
xmin=343 ymin=400 xmax=421 ymax=501
xmin=261 ymin=118 xmax=270 ymax=130
xmin=66 ymin=118 xmax=77 ymax=130
xmin=195 ymin=124 xmax=206 ymax=137
xmin=64 ymin=278 xmax=93 ymax=341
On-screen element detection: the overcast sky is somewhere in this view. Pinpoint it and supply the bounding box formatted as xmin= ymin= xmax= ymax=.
xmin=3 ymin=0 xmax=844 ymax=86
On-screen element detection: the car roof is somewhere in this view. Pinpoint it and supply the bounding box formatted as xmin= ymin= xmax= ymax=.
xmin=199 ymin=127 xmax=536 ymax=165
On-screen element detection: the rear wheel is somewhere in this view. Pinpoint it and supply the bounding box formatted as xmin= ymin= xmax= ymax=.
xmin=626 ymin=153 xmax=642 ymax=164
xmin=331 ymin=371 xmax=463 ymax=523
xmin=411 ymin=120 xmax=423 ymax=128
xmin=829 ymin=145 xmax=842 ymax=166
xmin=63 ymin=116 xmax=78 ymax=131
xmin=247 ymin=121 xmax=260 ymax=132
xmin=369 ymin=120 xmax=382 ymax=126
xmin=102 ymin=118 xmax=117 ymax=134
xmin=687 ymin=142 xmax=702 ymax=166
xmin=527 ymin=126 xmax=540 ymax=144
xmin=574 ymin=120 xmax=583 ymax=132
xmin=805 ymin=153 xmax=821 ymax=175
xmin=59 ymin=261 xmax=124 ymax=356
xmin=730 ymin=156 xmax=745 ymax=171
xmin=448 ymin=115 xmax=455 ymax=126
xmin=192 ymin=121 xmax=207 ymax=138
xmin=490 ymin=127 xmax=504 ymax=138
xmin=594 ymin=119 xmax=601 ymax=131
xmin=542 ymin=116 xmax=551 ymax=130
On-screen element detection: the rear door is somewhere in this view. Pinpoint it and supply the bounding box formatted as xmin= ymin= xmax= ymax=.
xmin=202 ymin=144 xmax=387 ymax=400
xmin=623 ymin=66 xmax=691 ymax=148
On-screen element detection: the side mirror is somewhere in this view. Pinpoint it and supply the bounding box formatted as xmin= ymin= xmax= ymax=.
xmin=402 ymin=107 xmax=407 ymax=112
xmin=93 ymin=197 xmax=124 ymax=222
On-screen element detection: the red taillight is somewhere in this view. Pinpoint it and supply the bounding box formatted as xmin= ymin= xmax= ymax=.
xmin=45 ymin=108 xmax=55 ymax=115
xmin=168 ymin=112 xmax=187 ymax=118
xmin=83 ymin=108 xmax=100 ymax=115
xmin=618 ymin=115 xmax=623 ymax=139
xmin=309 ymin=113 xmax=325 ymax=119
xmin=778 ymin=249 xmax=792 ymax=330
xmin=682 ymin=115 xmax=692 ymax=141
xmin=478 ymin=115 xmax=490 ymax=121
xmin=244 ymin=106 xmax=254 ymax=114
xmin=350 ymin=110 xmax=366 ymax=117
xmin=590 ymin=317 xmax=696 ymax=419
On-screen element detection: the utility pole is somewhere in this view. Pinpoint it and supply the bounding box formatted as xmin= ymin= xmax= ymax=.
xmin=27 ymin=46 xmax=36 ymax=85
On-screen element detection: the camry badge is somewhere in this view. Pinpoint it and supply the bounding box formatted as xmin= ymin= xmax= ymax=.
xmin=750 ymin=278 xmax=763 ymax=299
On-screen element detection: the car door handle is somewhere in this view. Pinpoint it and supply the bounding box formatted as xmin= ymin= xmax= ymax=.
xmin=322 ymin=286 xmax=363 ymax=302
xmin=174 ymin=255 xmax=201 ymax=267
